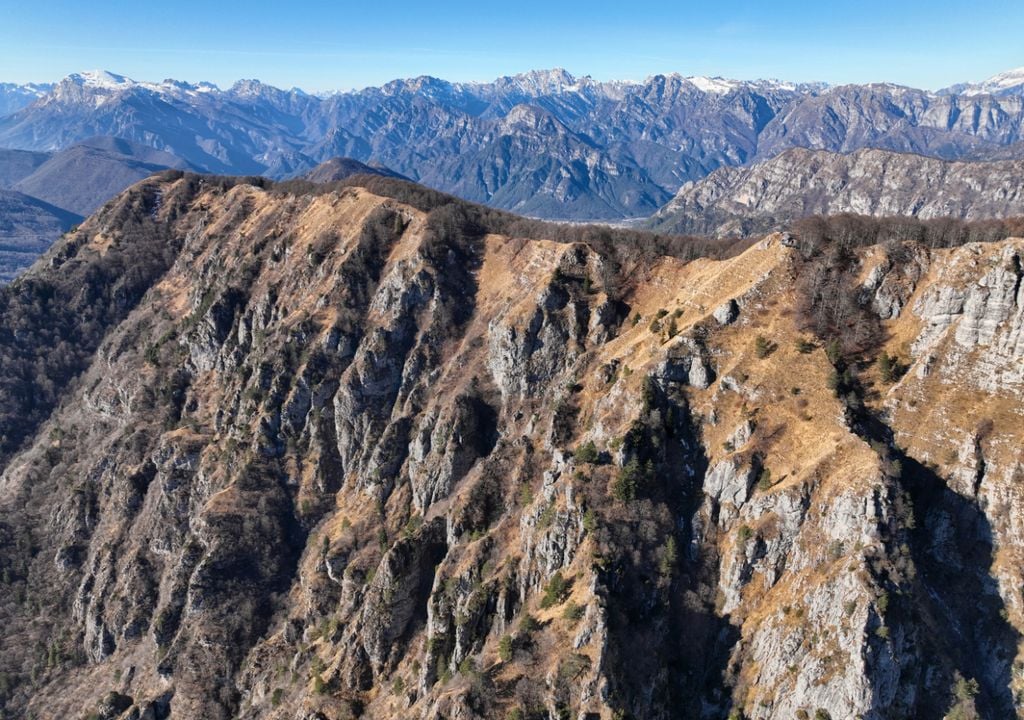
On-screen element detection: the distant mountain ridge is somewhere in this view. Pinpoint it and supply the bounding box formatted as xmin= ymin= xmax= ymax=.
xmin=0 ymin=138 xmax=191 ymax=280
xmin=303 ymin=157 xmax=408 ymax=183
xmin=648 ymin=147 xmax=1024 ymax=236
xmin=11 ymin=136 xmax=195 ymax=216
xmin=1 ymin=66 xmax=1023 ymax=221
xmin=0 ymin=82 xmax=52 ymax=116
xmin=941 ymin=66 xmax=1024 ymax=97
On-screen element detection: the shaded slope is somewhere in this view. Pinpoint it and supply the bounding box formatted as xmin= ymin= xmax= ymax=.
xmin=0 ymin=189 xmax=82 ymax=282
xmin=13 ymin=137 xmax=194 ymax=215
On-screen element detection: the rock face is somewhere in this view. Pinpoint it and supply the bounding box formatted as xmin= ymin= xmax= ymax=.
xmin=650 ymin=147 xmax=1024 ymax=236
xmin=0 ymin=174 xmax=1023 ymax=720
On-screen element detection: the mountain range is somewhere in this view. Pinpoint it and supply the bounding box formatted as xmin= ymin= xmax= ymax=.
xmin=1 ymin=67 xmax=1024 ymax=222
xmin=0 ymin=137 xmax=195 ymax=279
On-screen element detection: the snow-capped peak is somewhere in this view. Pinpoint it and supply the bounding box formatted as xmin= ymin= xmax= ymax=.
xmin=501 ymin=68 xmax=579 ymax=94
xmin=980 ymin=66 xmax=1024 ymax=91
xmin=685 ymin=76 xmax=742 ymax=94
xmin=67 ymin=70 xmax=136 ymax=89
xmin=942 ymin=66 xmax=1024 ymax=96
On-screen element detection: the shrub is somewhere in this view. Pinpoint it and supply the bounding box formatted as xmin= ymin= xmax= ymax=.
xmin=519 ymin=613 xmax=539 ymax=634
xmin=641 ymin=375 xmax=658 ymax=412
xmin=612 ymin=459 xmax=642 ymax=502
xmin=754 ymin=335 xmax=776 ymax=358
xmin=659 ymin=537 xmax=678 ymax=578
xmin=953 ymin=674 xmax=979 ymax=701
xmin=737 ymin=525 xmax=753 ymax=543
xmin=824 ymin=338 xmax=843 ymax=365
xmin=582 ymin=509 xmax=597 ymax=533
xmin=540 ymin=572 xmax=569 ymax=609
xmin=538 ymin=502 xmax=556 ymax=529
xmin=563 ymin=602 xmax=585 ymax=622
xmin=574 ymin=441 xmax=599 ymax=464
xmin=498 ymin=634 xmax=514 ymax=662
xmin=796 ymin=339 xmax=816 ymax=354
xmin=877 ymin=591 xmax=889 ymax=614
xmin=827 ymin=540 xmax=844 ymax=560
xmin=757 ymin=468 xmax=772 ymax=491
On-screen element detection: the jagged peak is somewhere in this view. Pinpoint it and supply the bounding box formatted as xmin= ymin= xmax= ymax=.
xmin=498 ymin=102 xmax=566 ymax=132
xmin=380 ymin=75 xmax=456 ymax=97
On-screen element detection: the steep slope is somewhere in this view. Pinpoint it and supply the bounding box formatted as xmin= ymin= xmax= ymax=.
xmin=0 ymin=174 xmax=1022 ymax=720
xmin=11 ymin=136 xmax=194 ymax=216
xmin=649 ymin=148 xmax=1024 ymax=236
xmin=0 ymin=189 xmax=82 ymax=282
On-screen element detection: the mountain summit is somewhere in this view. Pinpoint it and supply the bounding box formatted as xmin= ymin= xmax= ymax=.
xmin=942 ymin=66 xmax=1024 ymax=96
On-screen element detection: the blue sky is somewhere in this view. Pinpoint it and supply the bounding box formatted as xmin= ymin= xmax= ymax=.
xmin=0 ymin=0 xmax=1021 ymax=91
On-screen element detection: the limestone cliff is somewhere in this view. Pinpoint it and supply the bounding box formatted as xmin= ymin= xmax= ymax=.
xmin=0 ymin=173 xmax=1021 ymax=720
xmin=649 ymin=148 xmax=1024 ymax=237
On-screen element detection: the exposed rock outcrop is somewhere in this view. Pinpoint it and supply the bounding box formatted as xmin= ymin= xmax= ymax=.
xmin=0 ymin=174 xmax=1022 ymax=720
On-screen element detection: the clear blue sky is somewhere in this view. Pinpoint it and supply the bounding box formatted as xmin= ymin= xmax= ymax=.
xmin=0 ymin=0 xmax=1021 ymax=91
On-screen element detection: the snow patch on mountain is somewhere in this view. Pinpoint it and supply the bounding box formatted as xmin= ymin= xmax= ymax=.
xmin=941 ymin=66 xmax=1024 ymax=96
xmin=686 ymin=76 xmax=742 ymax=94
xmin=68 ymin=70 xmax=134 ymax=89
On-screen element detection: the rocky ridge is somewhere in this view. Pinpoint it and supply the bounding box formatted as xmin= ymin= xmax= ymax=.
xmin=0 ymin=174 xmax=1021 ymax=720
xmin=649 ymin=147 xmax=1024 ymax=237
